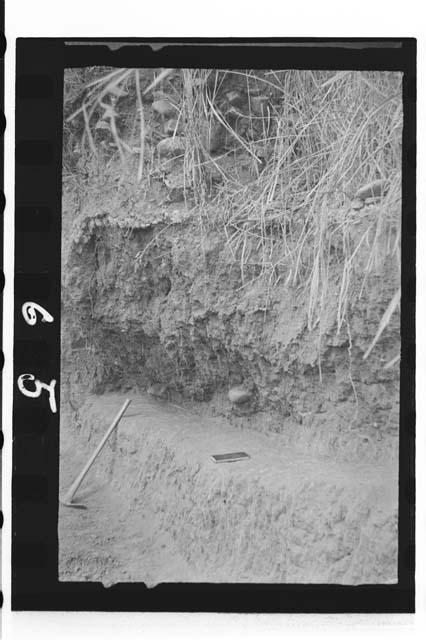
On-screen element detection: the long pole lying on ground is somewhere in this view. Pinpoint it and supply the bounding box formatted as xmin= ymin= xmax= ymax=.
xmin=60 ymin=398 xmax=131 ymax=509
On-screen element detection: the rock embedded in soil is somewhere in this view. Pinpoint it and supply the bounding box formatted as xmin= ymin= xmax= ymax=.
xmin=228 ymin=385 xmax=252 ymax=405
xmin=355 ymin=179 xmax=388 ymax=201
xmin=147 ymin=383 xmax=167 ymax=399
xmin=152 ymin=99 xmax=176 ymax=117
xmin=157 ymin=136 xmax=186 ymax=157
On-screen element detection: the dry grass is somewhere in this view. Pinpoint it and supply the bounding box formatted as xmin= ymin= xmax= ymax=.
xmin=64 ymin=68 xmax=402 ymax=343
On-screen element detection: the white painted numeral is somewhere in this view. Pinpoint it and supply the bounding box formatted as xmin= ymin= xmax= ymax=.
xmin=17 ymin=374 xmax=57 ymax=414
xmin=22 ymin=302 xmax=54 ymax=326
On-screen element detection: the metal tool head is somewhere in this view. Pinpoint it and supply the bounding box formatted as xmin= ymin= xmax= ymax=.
xmin=59 ymin=495 xmax=87 ymax=509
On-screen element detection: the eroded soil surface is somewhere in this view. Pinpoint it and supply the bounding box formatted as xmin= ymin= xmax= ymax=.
xmin=59 ymin=447 xmax=197 ymax=588
xmin=59 ymin=394 xmax=398 ymax=587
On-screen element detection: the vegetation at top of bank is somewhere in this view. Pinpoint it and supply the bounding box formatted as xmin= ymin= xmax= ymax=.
xmin=64 ymin=67 xmax=402 ymax=361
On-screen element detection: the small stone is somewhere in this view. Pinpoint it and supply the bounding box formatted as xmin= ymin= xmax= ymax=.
xmin=147 ymin=383 xmax=167 ymax=399
xmin=152 ymin=99 xmax=176 ymax=117
xmin=157 ymin=136 xmax=186 ymax=157
xmin=228 ymin=385 xmax=252 ymax=405
xmin=351 ymin=198 xmax=364 ymax=210
xmin=354 ymin=179 xmax=388 ymax=202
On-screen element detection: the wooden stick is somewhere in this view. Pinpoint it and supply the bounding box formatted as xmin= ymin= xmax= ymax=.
xmin=60 ymin=398 xmax=131 ymax=508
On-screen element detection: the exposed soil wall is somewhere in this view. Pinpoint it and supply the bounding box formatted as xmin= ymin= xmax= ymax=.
xmin=61 ymin=191 xmax=400 ymax=464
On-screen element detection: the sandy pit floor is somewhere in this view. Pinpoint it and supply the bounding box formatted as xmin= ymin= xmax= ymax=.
xmin=59 ymin=444 xmax=201 ymax=587
xmin=59 ymin=394 xmax=398 ymax=587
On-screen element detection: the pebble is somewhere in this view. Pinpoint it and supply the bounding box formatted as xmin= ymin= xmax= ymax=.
xmin=354 ymin=179 xmax=388 ymax=201
xmin=228 ymin=385 xmax=252 ymax=405
xmin=351 ymin=198 xmax=364 ymax=210
xmin=157 ymin=136 xmax=186 ymax=157
xmin=147 ymin=383 xmax=167 ymax=399
xmin=152 ymin=99 xmax=176 ymax=117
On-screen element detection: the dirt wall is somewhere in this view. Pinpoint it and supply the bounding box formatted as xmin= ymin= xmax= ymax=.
xmin=61 ymin=192 xmax=400 ymax=464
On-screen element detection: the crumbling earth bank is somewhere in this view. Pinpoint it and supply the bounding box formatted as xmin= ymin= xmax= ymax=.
xmin=60 ymin=193 xmax=399 ymax=585
xmin=62 ymin=196 xmax=399 ymax=463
